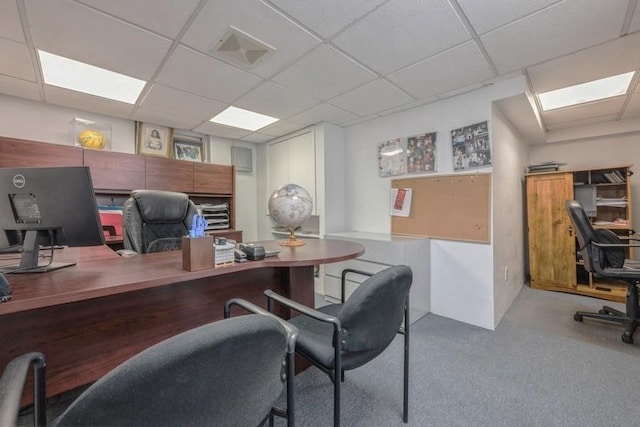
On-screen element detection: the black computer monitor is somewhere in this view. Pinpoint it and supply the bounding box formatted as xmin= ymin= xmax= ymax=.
xmin=0 ymin=166 xmax=105 ymax=273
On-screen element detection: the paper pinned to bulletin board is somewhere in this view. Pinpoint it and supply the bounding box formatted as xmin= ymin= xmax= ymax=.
xmin=390 ymin=188 xmax=412 ymax=217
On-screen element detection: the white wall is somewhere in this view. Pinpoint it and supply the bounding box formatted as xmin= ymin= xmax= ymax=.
xmin=491 ymin=104 xmax=529 ymax=326
xmin=0 ymin=94 xmax=260 ymax=241
xmin=343 ymin=76 xmax=528 ymax=329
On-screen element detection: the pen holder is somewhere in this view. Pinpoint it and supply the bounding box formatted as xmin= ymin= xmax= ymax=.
xmin=182 ymin=236 xmax=214 ymax=272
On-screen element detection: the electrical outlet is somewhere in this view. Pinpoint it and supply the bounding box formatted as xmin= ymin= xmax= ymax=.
xmin=504 ymin=266 xmax=509 ymax=281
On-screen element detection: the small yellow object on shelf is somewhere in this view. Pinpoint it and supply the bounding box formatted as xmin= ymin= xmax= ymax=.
xmin=78 ymin=129 xmax=106 ymax=149
xmin=70 ymin=117 xmax=112 ymax=150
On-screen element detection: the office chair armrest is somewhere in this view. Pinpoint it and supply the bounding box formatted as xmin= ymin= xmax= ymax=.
xmin=0 ymin=352 xmax=46 ymax=427
xmin=592 ymin=241 xmax=640 ymax=248
xmin=224 ymin=298 xmax=299 ymax=353
xmin=340 ymin=268 xmax=373 ymax=303
xmin=264 ymin=290 xmax=341 ymax=331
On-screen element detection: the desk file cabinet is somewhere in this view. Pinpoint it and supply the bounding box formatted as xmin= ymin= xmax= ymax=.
xmin=324 ymin=232 xmax=430 ymax=324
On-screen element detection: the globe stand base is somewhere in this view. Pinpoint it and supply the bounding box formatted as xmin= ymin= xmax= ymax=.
xmin=279 ymin=238 xmax=305 ymax=247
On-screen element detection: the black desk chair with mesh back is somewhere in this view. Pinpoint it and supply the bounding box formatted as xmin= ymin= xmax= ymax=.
xmin=566 ymin=200 xmax=640 ymax=344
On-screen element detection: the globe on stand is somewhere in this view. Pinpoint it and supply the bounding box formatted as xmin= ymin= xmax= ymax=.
xmin=268 ymin=184 xmax=313 ymax=247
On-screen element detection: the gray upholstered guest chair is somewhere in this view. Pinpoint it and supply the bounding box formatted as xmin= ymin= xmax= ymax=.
xmin=265 ymin=265 xmax=413 ymax=427
xmin=566 ymin=200 xmax=640 ymax=344
xmin=0 ymin=313 xmax=295 ymax=427
xmin=121 ymin=189 xmax=198 ymax=254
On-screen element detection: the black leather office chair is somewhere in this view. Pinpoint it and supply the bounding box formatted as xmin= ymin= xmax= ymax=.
xmin=566 ymin=200 xmax=640 ymax=344
xmin=265 ymin=265 xmax=412 ymax=427
xmin=0 ymin=313 xmax=296 ymax=427
xmin=122 ymin=189 xmax=198 ymax=254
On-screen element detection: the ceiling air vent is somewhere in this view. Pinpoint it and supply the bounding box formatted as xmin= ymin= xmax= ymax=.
xmin=211 ymin=27 xmax=275 ymax=68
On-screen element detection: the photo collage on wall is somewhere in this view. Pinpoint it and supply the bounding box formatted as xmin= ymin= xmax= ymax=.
xmin=407 ymin=132 xmax=436 ymax=173
xmin=451 ymin=120 xmax=491 ymax=171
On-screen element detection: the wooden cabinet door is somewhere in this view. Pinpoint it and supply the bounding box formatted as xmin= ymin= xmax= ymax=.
xmin=193 ymin=163 xmax=233 ymax=195
xmin=84 ymin=150 xmax=145 ymax=191
xmin=527 ymin=172 xmax=576 ymax=289
xmin=145 ymin=157 xmax=194 ymax=193
xmin=0 ymin=137 xmax=83 ymax=167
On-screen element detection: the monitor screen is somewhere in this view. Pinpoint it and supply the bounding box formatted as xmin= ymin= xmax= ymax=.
xmin=0 ymin=166 xmax=105 ymax=273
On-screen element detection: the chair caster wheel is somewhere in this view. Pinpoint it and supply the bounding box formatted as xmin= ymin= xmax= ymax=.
xmin=574 ymin=313 xmax=583 ymax=322
xmin=622 ymin=334 xmax=633 ymax=344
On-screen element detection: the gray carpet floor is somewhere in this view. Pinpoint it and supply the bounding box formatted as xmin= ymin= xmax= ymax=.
xmin=275 ymin=286 xmax=640 ymax=426
xmin=18 ymin=286 xmax=640 ymax=426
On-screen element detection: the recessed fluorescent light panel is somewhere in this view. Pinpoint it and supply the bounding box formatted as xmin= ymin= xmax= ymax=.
xmin=209 ymin=106 xmax=279 ymax=131
xmin=38 ymin=50 xmax=146 ymax=104
xmin=538 ymin=71 xmax=635 ymax=111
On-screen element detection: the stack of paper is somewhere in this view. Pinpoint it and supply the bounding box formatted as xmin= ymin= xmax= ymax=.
xmin=527 ymin=161 xmax=567 ymax=173
xmin=199 ymin=203 xmax=230 ymax=230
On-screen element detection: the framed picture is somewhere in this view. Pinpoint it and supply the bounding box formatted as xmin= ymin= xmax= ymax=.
xmin=377 ymin=137 xmax=405 ymax=177
xmin=407 ymin=132 xmax=437 ymax=173
xmin=450 ymin=121 xmax=491 ymax=171
xmin=136 ymin=122 xmax=172 ymax=157
xmin=173 ymin=138 xmax=203 ymax=162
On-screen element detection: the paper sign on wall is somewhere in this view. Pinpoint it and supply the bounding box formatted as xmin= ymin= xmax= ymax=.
xmin=390 ymin=188 xmax=412 ymax=217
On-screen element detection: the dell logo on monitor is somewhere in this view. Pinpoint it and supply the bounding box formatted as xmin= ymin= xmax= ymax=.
xmin=12 ymin=174 xmax=26 ymax=188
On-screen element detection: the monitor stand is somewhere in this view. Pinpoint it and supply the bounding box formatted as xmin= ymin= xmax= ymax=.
xmin=0 ymin=230 xmax=75 ymax=274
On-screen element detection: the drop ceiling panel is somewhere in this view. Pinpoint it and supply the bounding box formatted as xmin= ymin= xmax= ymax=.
xmin=389 ymin=42 xmax=494 ymax=99
xmin=332 ymin=0 xmax=470 ymax=75
xmin=240 ymin=132 xmax=273 ymax=143
xmin=25 ymin=0 xmax=172 ymax=80
xmin=76 ymin=0 xmax=202 ymax=39
xmin=141 ymin=84 xmax=227 ymax=123
xmin=481 ymin=0 xmax=628 ymax=74
xmin=288 ymin=103 xmax=358 ymax=126
xmin=192 ymin=121 xmax=253 ymax=139
xmin=235 ymin=81 xmax=320 ymax=119
xmin=266 ymin=0 xmax=387 ymax=38
xmin=457 ymin=0 xmax=560 ymax=35
xmin=629 ymin=3 xmax=640 ymax=33
xmin=43 ymin=85 xmax=135 ymax=120
xmin=258 ymin=120 xmax=307 ymax=137
xmin=528 ymin=31 xmax=640 ymax=93
xmin=621 ymin=90 xmax=640 ymax=120
xmin=541 ymin=96 xmax=626 ymax=126
xmin=272 ymin=45 xmax=376 ymax=101
xmin=545 ymin=113 xmax=618 ymax=131
xmin=157 ymin=46 xmax=262 ymax=104
xmin=131 ymin=106 xmax=203 ymax=130
xmin=0 ymin=38 xmax=36 ymax=81
xmin=329 ymin=79 xmax=414 ymax=116
xmin=0 ymin=76 xmax=41 ymax=101
xmin=181 ymin=0 xmax=321 ymax=77
xmin=0 ymin=0 xmax=25 ymax=42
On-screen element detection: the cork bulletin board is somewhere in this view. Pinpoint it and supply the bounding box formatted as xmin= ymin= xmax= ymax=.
xmin=391 ymin=173 xmax=491 ymax=243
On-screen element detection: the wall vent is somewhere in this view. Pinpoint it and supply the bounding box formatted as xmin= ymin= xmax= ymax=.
xmin=211 ymin=27 xmax=275 ymax=68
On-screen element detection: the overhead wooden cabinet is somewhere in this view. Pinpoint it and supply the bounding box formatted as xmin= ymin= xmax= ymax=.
xmin=0 ymin=137 xmax=83 ymax=167
xmin=83 ymin=150 xmax=145 ymax=191
xmin=526 ymin=165 xmax=633 ymax=302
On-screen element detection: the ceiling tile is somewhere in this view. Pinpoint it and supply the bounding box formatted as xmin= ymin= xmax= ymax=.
xmin=377 ymin=98 xmax=438 ymax=117
xmin=131 ymin=106 xmax=203 ymax=130
xmin=43 ymin=85 xmax=135 ymax=120
xmin=457 ymin=0 xmax=560 ymax=34
xmin=541 ymin=96 xmax=626 ymax=126
xmin=141 ymin=84 xmax=226 ymax=123
xmin=157 ymin=46 xmax=262 ymax=103
xmin=340 ymin=114 xmax=379 ymax=127
xmin=545 ymin=113 xmax=618 ymax=130
xmin=0 ymin=38 xmax=36 ymax=81
xmin=0 ymin=0 xmax=25 ymax=42
xmin=76 ymin=0 xmax=202 ymax=39
xmin=527 ymin=31 xmax=640 ymax=93
xmin=621 ymin=92 xmax=640 ymax=119
xmin=481 ymin=0 xmax=628 ymax=74
xmin=272 ymin=45 xmax=376 ymax=101
xmin=389 ymin=42 xmax=494 ymax=99
xmin=240 ymin=132 xmax=274 ymax=143
xmin=267 ymin=0 xmax=387 ymax=38
xmin=332 ymin=0 xmax=470 ymax=74
xmin=329 ymin=79 xmax=414 ymax=116
xmin=257 ymin=120 xmax=307 ymax=137
xmin=0 ymin=75 xmax=41 ymax=101
xmin=181 ymin=0 xmax=321 ymax=78
xmin=192 ymin=121 xmax=253 ymax=139
xmin=25 ymin=0 xmax=172 ymax=80
xmin=629 ymin=2 xmax=640 ymax=33
xmin=288 ymin=103 xmax=359 ymax=125
xmin=235 ymin=81 xmax=320 ymax=119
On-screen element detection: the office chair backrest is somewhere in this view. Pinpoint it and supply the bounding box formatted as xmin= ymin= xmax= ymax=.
xmin=122 ymin=189 xmax=198 ymax=254
xmin=566 ymin=200 xmax=625 ymax=274
xmin=339 ymin=265 xmax=412 ymax=354
xmin=54 ymin=314 xmax=289 ymax=427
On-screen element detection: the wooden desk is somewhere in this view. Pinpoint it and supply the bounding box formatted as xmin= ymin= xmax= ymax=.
xmin=0 ymin=239 xmax=364 ymax=402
